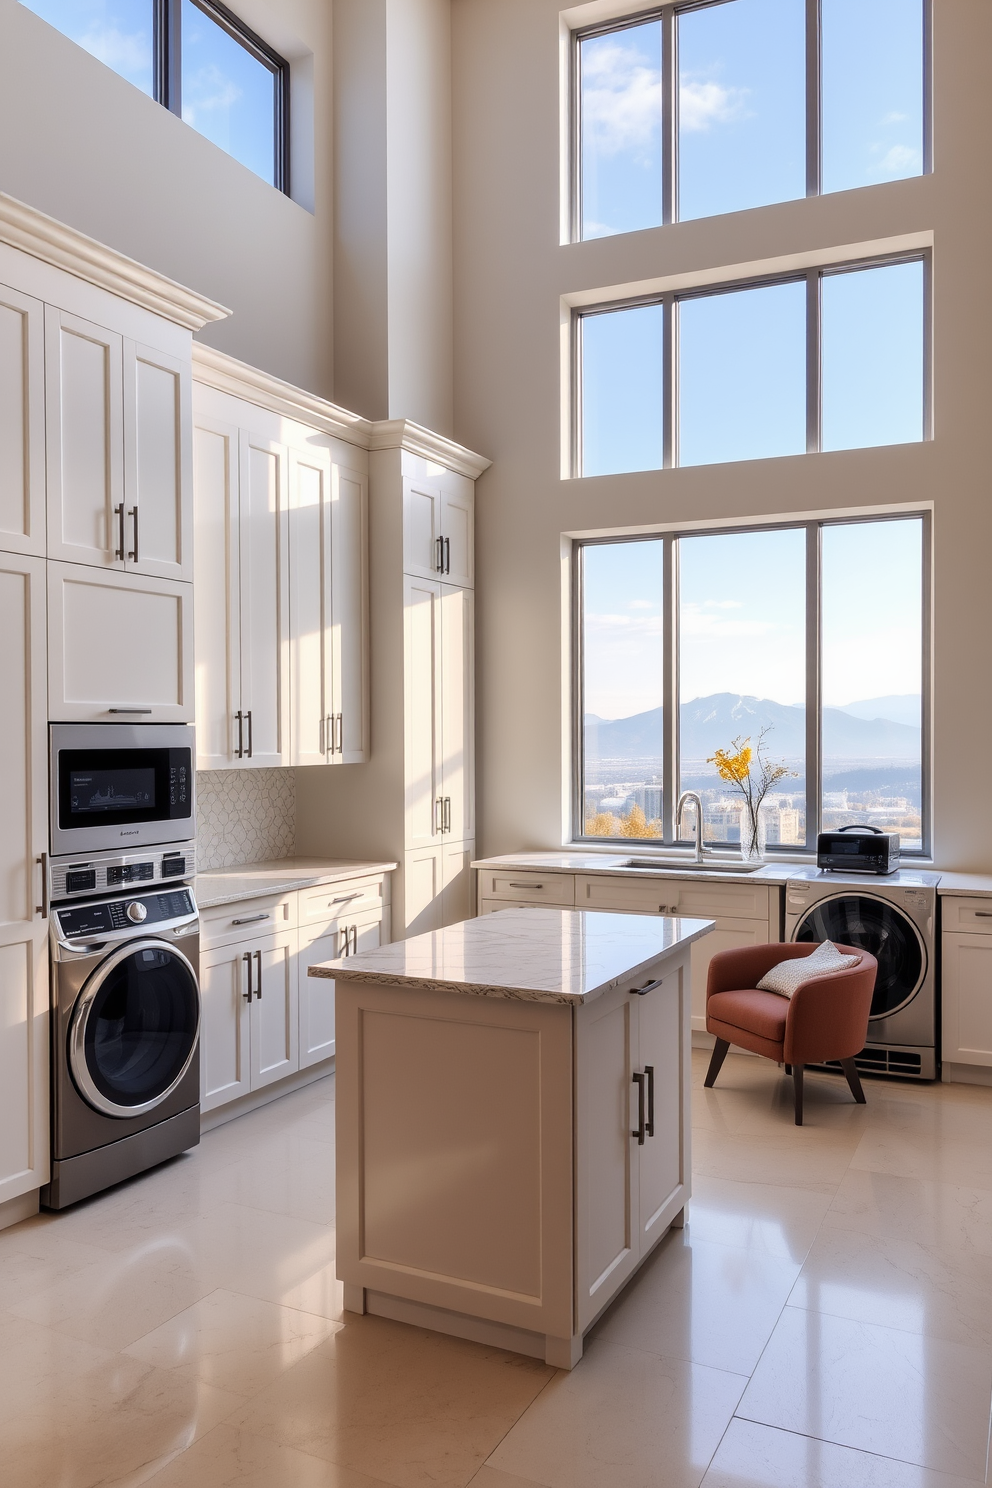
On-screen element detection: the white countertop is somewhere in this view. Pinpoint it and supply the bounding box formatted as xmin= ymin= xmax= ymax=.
xmin=934 ymin=871 xmax=992 ymax=897
xmin=309 ymin=905 xmax=714 ymax=1004
xmin=472 ymin=850 xmax=794 ymax=886
xmin=195 ymin=856 xmax=397 ymax=909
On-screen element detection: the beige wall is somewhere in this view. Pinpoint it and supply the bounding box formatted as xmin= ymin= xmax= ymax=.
xmin=0 ymin=0 xmax=335 ymax=396
xmin=450 ymin=0 xmax=992 ymax=871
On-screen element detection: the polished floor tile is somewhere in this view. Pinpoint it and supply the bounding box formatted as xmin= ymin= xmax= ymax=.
xmin=827 ymin=1167 xmax=992 ymax=1259
xmin=142 ymin=1422 xmax=393 ymax=1487
xmin=692 ymin=1124 xmax=859 ymax=1192
xmin=227 ymin=1312 xmax=554 ymax=1488
xmin=700 ymin=1418 xmax=985 ymax=1488
xmin=594 ymin=1228 xmax=800 ymax=1374
xmin=488 ymin=1337 xmax=746 ymax=1488
xmin=468 ymin=1469 xmax=548 ymax=1487
xmin=737 ymin=1304 xmax=992 ymax=1478
xmin=687 ymin=1174 xmax=834 ymax=1262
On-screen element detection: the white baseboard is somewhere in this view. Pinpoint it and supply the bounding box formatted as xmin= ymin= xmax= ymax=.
xmin=943 ymin=1061 xmax=992 ymax=1088
xmin=0 ymin=1189 xmax=40 ymax=1233
xmin=200 ymin=1059 xmax=335 ymax=1132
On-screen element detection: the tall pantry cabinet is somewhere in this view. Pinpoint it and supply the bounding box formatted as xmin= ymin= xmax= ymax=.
xmin=296 ymin=430 xmax=490 ymax=939
xmin=0 ymin=193 xmax=227 ymax=1221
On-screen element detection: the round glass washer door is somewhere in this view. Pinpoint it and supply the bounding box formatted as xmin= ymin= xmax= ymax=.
xmin=794 ymin=894 xmax=926 ymax=1020
xmin=69 ymin=939 xmax=200 ymax=1118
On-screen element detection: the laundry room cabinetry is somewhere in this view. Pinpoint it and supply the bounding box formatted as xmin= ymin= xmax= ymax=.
xmin=941 ymin=895 xmax=992 ymax=1073
xmin=0 ymin=282 xmax=45 ymax=558
xmin=192 ymin=357 xmax=369 ymax=772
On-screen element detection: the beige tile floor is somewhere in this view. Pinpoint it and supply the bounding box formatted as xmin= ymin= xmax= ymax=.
xmin=3 ymin=1050 xmax=992 ymax=1488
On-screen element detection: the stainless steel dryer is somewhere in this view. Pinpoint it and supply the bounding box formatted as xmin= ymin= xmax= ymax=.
xmin=784 ymin=868 xmax=939 ymax=1080
xmin=42 ymin=883 xmax=201 ymax=1209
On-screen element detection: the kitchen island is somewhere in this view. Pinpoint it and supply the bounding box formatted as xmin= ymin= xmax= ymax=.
xmin=309 ymin=906 xmax=713 ymax=1368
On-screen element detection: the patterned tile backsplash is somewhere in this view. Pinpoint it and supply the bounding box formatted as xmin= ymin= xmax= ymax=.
xmin=196 ymin=769 xmax=297 ymax=870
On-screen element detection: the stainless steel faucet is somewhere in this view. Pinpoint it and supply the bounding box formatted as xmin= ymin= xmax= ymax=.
xmin=676 ymin=791 xmax=706 ymax=863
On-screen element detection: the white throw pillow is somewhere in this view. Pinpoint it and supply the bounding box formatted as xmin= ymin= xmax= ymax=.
xmin=756 ymin=940 xmax=861 ymax=1000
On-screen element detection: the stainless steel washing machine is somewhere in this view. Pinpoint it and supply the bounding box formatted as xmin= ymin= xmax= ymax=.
xmin=42 ymin=881 xmax=201 ymax=1209
xmin=784 ymin=868 xmax=939 ymax=1080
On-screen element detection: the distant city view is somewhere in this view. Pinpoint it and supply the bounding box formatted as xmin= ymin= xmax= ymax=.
xmin=583 ymin=691 xmax=922 ymax=850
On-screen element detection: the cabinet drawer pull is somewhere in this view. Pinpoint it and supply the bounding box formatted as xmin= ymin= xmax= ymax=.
xmin=114 ymin=502 xmax=125 ymax=560
xmin=509 ymin=882 xmax=542 ymax=890
xmin=630 ymin=978 xmax=664 ymax=996
xmin=246 ymin=710 xmax=253 ymax=759
xmin=232 ymin=913 xmax=270 ymax=926
xmin=632 ymin=1071 xmax=646 ymax=1146
xmin=645 ymin=1064 xmax=655 ymax=1138
xmin=128 ymin=505 xmax=138 ymax=563
xmin=243 ymin=951 xmax=253 ymax=1001
xmin=974 ymin=911 xmax=992 ymax=918
xmin=350 ymin=925 xmax=358 ymax=954
xmin=109 ymin=708 xmax=152 ymax=714
xmin=36 ymin=852 xmax=48 ymax=918
xmin=435 ymin=535 xmax=444 ymax=573
xmin=254 ymin=948 xmax=262 ymax=999
xmin=443 ymin=796 xmax=452 ymax=834
xmin=332 ymin=892 xmax=362 ymax=905
xmin=335 ymin=713 xmax=344 ymax=754
xmin=443 ymin=535 xmax=451 ymax=575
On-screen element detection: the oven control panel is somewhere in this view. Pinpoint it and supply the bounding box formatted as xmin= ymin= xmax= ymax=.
xmin=50 ymin=845 xmax=196 ymax=904
xmin=55 ymin=887 xmax=197 ymax=944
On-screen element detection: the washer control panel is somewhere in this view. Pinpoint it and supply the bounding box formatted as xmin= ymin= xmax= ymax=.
xmin=55 ymin=888 xmax=196 ymax=944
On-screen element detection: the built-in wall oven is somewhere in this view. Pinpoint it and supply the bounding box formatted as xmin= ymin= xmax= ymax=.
xmin=50 ymin=723 xmax=195 ymax=858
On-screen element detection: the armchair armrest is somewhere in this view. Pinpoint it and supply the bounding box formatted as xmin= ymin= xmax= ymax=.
xmin=706 ymin=942 xmax=816 ymax=1000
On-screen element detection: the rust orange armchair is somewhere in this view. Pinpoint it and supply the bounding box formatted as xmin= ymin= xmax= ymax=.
xmin=703 ymin=942 xmax=878 ymax=1125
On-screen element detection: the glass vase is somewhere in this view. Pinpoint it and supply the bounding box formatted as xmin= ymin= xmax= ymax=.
xmin=739 ymin=803 xmax=766 ymax=863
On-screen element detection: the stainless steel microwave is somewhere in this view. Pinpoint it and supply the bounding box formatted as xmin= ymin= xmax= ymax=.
xmin=50 ymin=724 xmax=195 ymax=857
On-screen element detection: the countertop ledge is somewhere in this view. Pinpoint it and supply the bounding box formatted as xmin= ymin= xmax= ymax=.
xmin=472 ymin=851 xmax=796 ymax=886
xmin=309 ymin=906 xmax=715 ymax=1004
xmin=195 ymin=857 xmax=398 ymax=909
xmin=933 ymin=871 xmax=992 ymax=897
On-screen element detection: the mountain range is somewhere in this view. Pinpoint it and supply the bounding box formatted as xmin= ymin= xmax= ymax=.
xmin=585 ymin=693 xmax=921 ymax=762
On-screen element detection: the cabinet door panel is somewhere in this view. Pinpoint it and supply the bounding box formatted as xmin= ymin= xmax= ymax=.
xmin=635 ymin=971 xmax=686 ymax=1255
xmin=46 ymin=309 xmax=123 ymax=568
xmin=0 ymin=556 xmax=46 ymax=928
xmin=199 ymin=942 xmax=252 ymax=1112
xmin=942 ymin=933 xmax=992 ymax=1067
xmin=0 ymin=284 xmax=45 ymax=556
xmin=331 ymin=465 xmax=369 ymax=763
xmin=440 ymin=488 xmax=474 ymax=589
xmin=404 ymin=577 xmax=440 ymax=849
xmin=251 ymin=931 xmax=298 ymax=1088
xmin=575 ymin=989 xmax=636 ymax=1333
xmin=193 ymin=418 xmax=240 ymax=768
xmin=441 ymin=841 xmax=474 ymax=928
xmin=299 ymin=926 xmax=340 ymax=1068
xmin=691 ymin=918 xmax=771 ymax=1032
xmin=289 ymin=448 xmax=331 ymax=767
xmin=126 ymin=342 xmax=191 ymax=582
xmin=48 ymin=562 xmax=193 ymax=723
xmin=439 ymin=585 xmax=474 ymax=843
xmin=0 ymin=923 xmax=49 ymax=1202
xmin=403 ymin=481 xmax=440 ymax=579
xmin=404 ymin=846 xmax=442 ymax=938
xmin=240 ymin=434 xmax=289 ymax=767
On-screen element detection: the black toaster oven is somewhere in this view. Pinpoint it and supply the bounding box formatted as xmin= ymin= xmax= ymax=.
xmin=816 ymin=825 xmax=900 ymax=875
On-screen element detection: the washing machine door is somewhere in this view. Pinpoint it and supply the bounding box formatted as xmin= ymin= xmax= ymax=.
xmin=794 ymin=895 xmax=926 ymax=1020
xmin=69 ymin=939 xmax=200 ymax=1118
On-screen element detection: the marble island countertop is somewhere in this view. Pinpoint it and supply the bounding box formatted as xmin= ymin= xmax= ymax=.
xmin=309 ymin=905 xmax=714 ymax=1004
xmin=195 ymin=856 xmax=397 ymax=909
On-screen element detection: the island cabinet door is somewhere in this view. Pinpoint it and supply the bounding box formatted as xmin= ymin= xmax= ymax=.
xmin=633 ymin=964 xmax=690 ymax=1257
xmin=335 ymin=980 xmax=574 ymax=1340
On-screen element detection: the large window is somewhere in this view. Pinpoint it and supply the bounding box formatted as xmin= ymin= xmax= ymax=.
xmin=577 ymin=514 xmax=928 ymax=854
xmin=576 ymin=254 xmax=927 ymax=476
xmin=21 ymin=0 xmax=288 ymax=189
xmin=573 ymin=0 xmax=927 ymax=239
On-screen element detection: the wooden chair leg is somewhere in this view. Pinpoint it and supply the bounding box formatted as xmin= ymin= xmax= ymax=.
xmin=784 ymin=1064 xmax=792 ymax=1075
xmin=704 ymin=1038 xmax=731 ymax=1088
xmin=793 ymin=1065 xmax=804 ymax=1125
xmin=841 ymin=1057 xmax=867 ymax=1105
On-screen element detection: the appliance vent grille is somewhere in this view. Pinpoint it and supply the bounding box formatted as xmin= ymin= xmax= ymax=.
xmin=809 ymin=1047 xmax=927 ymax=1081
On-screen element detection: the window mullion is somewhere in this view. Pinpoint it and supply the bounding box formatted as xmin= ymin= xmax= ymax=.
xmin=805 ymin=522 xmax=822 ymax=851
xmin=805 ymin=0 xmax=821 ymax=197
xmin=663 ymin=293 xmax=675 ymax=469
xmin=806 ymin=269 xmax=821 ymax=454
xmin=661 ymin=5 xmax=676 ymax=226
xmin=662 ymin=533 xmax=678 ymax=846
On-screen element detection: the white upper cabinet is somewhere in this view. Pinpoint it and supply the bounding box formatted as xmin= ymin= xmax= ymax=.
xmin=239 ymin=432 xmax=290 ymax=769
xmin=46 ymin=309 xmax=193 ymax=580
xmin=0 ymin=284 xmax=45 ymax=557
xmin=193 ymin=372 xmax=369 ymax=771
xmin=403 ymin=478 xmax=474 ymax=588
xmin=403 ymin=575 xmax=474 ymax=849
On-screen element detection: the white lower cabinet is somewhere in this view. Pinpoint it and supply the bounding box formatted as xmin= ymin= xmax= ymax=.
xmin=942 ymin=925 xmax=992 ymax=1068
xmin=405 ymin=841 xmax=475 ymax=938
xmin=0 ymin=923 xmax=49 ymax=1206
xmin=299 ymin=909 xmax=383 ymax=1069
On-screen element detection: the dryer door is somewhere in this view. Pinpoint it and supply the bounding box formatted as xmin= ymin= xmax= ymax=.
xmin=69 ymin=940 xmax=200 ymax=1117
xmin=794 ymin=894 xmax=926 ymax=1020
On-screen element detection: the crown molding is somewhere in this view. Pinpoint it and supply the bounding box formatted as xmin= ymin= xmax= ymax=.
xmin=192 ymin=343 xmax=373 ymax=445
xmin=0 ymin=193 xmax=230 ymax=330
xmin=369 ymin=419 xmax=492 ymax=479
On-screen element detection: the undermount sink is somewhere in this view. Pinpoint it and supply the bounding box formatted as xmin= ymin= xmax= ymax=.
xmin=621 ymin=858 xmax=765 ymax=874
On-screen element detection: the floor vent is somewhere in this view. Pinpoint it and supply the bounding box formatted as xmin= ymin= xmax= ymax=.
xmin=809 ymin=1047 xmax=929 ymax=1081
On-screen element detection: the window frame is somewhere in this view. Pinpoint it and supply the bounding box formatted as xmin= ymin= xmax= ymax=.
xmin=572 ymin=509 xmax=932 ymax=857
xmin=573 ymin=249 xmax=931 ymax=477
xmin=569 ymin=0 xmax=932 ymax=240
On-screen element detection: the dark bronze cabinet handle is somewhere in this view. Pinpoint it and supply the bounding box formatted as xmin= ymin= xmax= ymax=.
xmin=235 ymin=710 xmax=244 ymax=759
xmin=435 ymin=535 xmax=444 ymax=573
xmin=254 ymin=948 xmax=262 ymax=999
xmin=128 ymin=506 xmax=138 ymax=562
xmin=243 ymin=951 xmax=253 ymax=1001
xmin=36 ymin=852 xmax=48 ymax=918
xmin=246 ymin=710 xmax=253 ymax=759
xmin=645 ymin=1064 xmax=655 ymax=1138
xmin=630 ymin=978 xmax=664 ymax=997
xmin=114 ymin=503 xmax=125 ymax=560
xmin=232 ymin=913 xmax=269 ymax=926
xmin=632 ymin=1071 xmax=646 ymax=1146
xmin=444 ymin=536 xmax=451 ymax=574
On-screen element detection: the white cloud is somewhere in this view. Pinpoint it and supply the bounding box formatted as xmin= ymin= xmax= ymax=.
xmin=582 ymin=41 xmax=662 ymax=158
xmin=869 ymin=143 xmax=922 ymax=177
xmin=702 ymin=599 xmax=743 ymax=610
xmin=679 ymin=76 xmax=751 ymax=134
xmin=882 ymin=110 xmax=910 ymax=125
xmin=79 ymin=24 xmax=150 ymax=76
xmin=680 ymin=602 xmax=773 ymax=638
xmin=628 ymin=599 xmax=660 ymax=610
xmin=182 ymin=65 xmax=242 ymax=127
